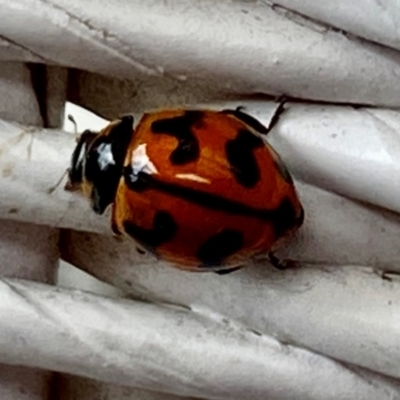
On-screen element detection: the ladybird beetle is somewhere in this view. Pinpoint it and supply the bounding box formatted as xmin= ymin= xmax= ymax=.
xmin=65 ymin=101 xmax=303 ymax=274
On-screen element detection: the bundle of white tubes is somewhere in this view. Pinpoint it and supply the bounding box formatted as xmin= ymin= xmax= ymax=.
xmin=1 ymin=1 xmax=400 ymax=399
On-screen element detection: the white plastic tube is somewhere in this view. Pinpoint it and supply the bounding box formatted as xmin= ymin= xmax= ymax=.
xmin=271 ymin=0 xmax=400 ymax=51
xmin=1 ymin=1 xmax=400 ymax=105
xmin=0 ymin=278 xmax=399 ymax=400
xmin=61 ymin=221 xmax=400 ymax=381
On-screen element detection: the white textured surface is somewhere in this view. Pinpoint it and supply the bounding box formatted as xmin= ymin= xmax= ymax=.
xmin=1 ymin=277 xmax=400 ymax=400
xmin=61 ymin=221 xmax=400 ymax=381
xmin=266 ymin=104 xmax=400 ymax=214
xmin=0 ymin=220 xmax=57 ymax=400
xmin=0 ymin=62 xmax=42 ymax=126
xmin=0 ymin=38 xmax=44 ymax=63
xmin=271 ymin=0 xmax=400 ymax=51
xmin=55 ymin=374 xmax=197 ymax=400
xmin=0 ymin=118 xmax=108 ymax=233
xmin=2 ymin=84 xmax=400 ymax=398
xmin=0 ymin=219 xmax=58 ymax=283
xmin=1 ymin=1 xmax=400 ymax=105
xmin=2 ymin=0 xmax=400 ymax=398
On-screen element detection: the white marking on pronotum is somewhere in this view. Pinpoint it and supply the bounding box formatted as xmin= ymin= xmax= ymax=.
xmin=175 ymin=173 xmax=210 ymax=184
xmin=97 ymin=142 xmax=115 ymax=170
xmin=130 ymin=143 xmax=158 ymax=181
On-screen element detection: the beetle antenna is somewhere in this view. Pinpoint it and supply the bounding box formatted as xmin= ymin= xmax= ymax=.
xmin=67 ymin=114 xmax=80 ymax=141
xmin=47 ymin=169 xmax=69 ymax=194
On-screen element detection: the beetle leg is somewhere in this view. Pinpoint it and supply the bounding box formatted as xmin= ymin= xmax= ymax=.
xmin=214 ymin=266 xmax=243 ymax=275
xmin=266 ymin=95 xmax=288 ymax=134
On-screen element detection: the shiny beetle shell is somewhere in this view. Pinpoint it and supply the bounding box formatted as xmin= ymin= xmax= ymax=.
xmin=66 ymin=105 xmax=304 ymax=273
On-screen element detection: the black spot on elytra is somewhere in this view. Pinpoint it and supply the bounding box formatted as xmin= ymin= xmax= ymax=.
xmin=225 ymin=129 xmax=263 ymax=188
xmin=221 ymin=108 xmax=269 ymax=135
xmin=123 ymin=211 xmax=177 ymax=253
xmin=272 ymin=198 xmax=302 ymax=238
xmin=222 ymin=106 xmax=293 ymax=185
xmin=151 ymin=111 xmax=202 ymax=165
xmin=196 ymin=230 xmax=244 ymax=267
